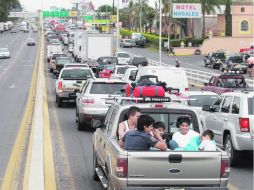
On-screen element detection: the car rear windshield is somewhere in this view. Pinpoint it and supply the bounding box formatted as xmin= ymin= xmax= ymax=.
xmin=116 ymin=67 xmax=130 ymax=74
xmin=133 ymin=57 xmax=147 ymax=64
xmin=52 ymin=54 xmax=67 ymax=59
xmin=56 ymin=58 xmax=72 ymax=65
xmin=100 ymin=57 xmax=118 ymax=64
xmin=248 ymin=97 xmax=254 ymax=115
xmin=61 ymin=69 xmax=93 ymax=79
xmin=188 ymin=95 xmax=218 ymax=107
xmin=219 ymin=77 xmax=247 ymax=88
xmin=117 ymin=53 xmax=130 ymax=58
xmin=90 ymin=82 xmax=126 ymax=94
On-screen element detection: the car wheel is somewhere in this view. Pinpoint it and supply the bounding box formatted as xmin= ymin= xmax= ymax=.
xmin=224 ymin=135 xmax=239 ymax=166
xmin=93 ymin=153 xmax=99 ymax=181
xmin=58 ymin=98 xmax=63 ymax=107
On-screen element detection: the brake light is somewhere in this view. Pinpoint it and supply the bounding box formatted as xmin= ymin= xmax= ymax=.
xmin=58 ymin=81 xmax=62 ymax=90
xmin=220 ymin=159 xmax=230 ymax=178
xmin=239 ymin=118 xmax=249 ymax=132
xmin=81 ymin=97 xmax=94 ymax=104
xmin=116 ymin=158 xmax=127 ymax=177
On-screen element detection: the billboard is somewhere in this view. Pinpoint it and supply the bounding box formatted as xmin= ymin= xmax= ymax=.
xmin=172 ymin=3 xmax=201 ymax=18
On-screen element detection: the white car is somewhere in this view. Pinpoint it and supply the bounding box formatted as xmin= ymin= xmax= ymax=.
xmin=114 ymin=52 xmax=131 ymax=65
xmin=120 ymin=39 xmax=133 ymax=48
xmin=76 ymin=78 xmax=128 ymax=130
xmin=110 ymin=65 xmax=137 ymax=80
xmin=68 ymin=44 xmax=74 ymax=53
xmin=0 ymin=48 xmax=10 ymax=59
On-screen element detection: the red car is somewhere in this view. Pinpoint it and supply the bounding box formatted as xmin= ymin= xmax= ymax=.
xmin=98 ymin=65 xmax=115 ymax=78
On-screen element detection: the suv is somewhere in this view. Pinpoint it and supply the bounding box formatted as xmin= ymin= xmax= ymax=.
xmin=129 ymin=55 xmax=148 ymax=67
xmin=53 ymin=57 xmax=72 ymax=75
xmin=49 ymin=53 xmax=67 ymax=73
xmin=76 ymin=78 xmax=127 ymax=130
xmin=204 ymin=51 xmax=227 ymax=69
xmin=201 ymin=91 xmax=254 ymax=165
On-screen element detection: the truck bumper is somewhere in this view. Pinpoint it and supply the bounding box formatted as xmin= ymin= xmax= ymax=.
xmin=235 ymin=134 xmax=254 ymax=150
xmin=57 ymin=92 xmax=77 ymax=100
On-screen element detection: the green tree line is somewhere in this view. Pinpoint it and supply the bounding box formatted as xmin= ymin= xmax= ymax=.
xmin=0 ymin=0 xmax=21 ymax=22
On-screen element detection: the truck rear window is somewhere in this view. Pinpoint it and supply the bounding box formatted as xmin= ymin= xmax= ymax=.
xmin=248 ymin=97 xmax=254 ymax=115
xmin=116 ymin=67 xmax=129 ymax=74
xmin=219 ymin=77 xmax=246 ymax=88
xmin=90 ymin=82 xmax=126 ymax=94
xmin=61 ymin=69 xmax=93 ymax=79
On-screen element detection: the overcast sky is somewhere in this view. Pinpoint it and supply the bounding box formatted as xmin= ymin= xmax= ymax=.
xmin=19 ymin=0 xmax=155 ymax=12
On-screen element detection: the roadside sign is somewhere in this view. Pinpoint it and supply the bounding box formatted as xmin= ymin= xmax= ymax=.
xmin=110 ymin=15 xmax=117 ymax=22
xmin=83 ymin=15 xmax=93 ymax=21
xmin=9 ymin=12 xmax=39 ymax=18
xmin=172 ymin=3 xmax=201 ymax=18
xmin=69 ymin=11 xmax=77 ymax=17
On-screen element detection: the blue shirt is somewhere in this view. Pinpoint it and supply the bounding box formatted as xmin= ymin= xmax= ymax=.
xmin=123 ymin=130 xmax=158 ymax=150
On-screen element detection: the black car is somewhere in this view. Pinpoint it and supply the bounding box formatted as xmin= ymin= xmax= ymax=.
xmin=221 ymin=54 xmax=248 ymax=74
xmin=128 ymin=56 xmax=148 ymax=67
xmin=204 ymin=51 xmax=227 ymax=69
xmin=54 ymin=57 xmax=73 ymax=75
xmin=96 ymin=56 xmax=118 ymax=76
xmin=27 ymin=38 xmax=36 ymax=46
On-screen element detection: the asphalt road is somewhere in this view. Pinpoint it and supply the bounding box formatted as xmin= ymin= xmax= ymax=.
xmin=0 ymin=30 xmax=39 ymax=183
xmin=43 ymin=40 xmax=253 ymax=190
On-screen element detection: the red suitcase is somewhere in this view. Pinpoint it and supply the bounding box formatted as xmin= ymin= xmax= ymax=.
xmin=133 ymin=85 xmax=165 ymax=97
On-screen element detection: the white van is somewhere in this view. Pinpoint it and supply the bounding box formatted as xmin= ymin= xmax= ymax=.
xmin=134 ymin=66 xmax=189 ymax=94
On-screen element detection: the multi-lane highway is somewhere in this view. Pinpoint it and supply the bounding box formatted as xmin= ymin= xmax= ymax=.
xmin=0 ymin=30 xmax=39 ymax=187
xmin=0 ymin=31 xmax=253 ymax=190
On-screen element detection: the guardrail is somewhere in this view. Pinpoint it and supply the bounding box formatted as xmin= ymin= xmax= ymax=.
xmin=147 ymin=58 xmax=254 ymax=89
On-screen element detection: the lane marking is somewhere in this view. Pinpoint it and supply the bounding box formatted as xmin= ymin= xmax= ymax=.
xmin=228 ymin=183 xmax=238 ymax=190
xmin=9 ymin=83 xmax=16 ymax=89
xmin=0 ymin=33 xmax=39 ymax=190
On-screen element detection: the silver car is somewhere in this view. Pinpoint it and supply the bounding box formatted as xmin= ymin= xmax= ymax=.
xmin=0 ymin=48 xmax=10 ymax=59
xmin=200 ymin=90 xmax=254 ymax=165
xmin=120 ymin=39 xmax=133 ymax=48
xmin=76 ymin=78 xmax=127 ymax=130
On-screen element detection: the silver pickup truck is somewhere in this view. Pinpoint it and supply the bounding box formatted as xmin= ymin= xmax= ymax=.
xmin=92 ymin=97 xmax=230 ymax=190
xmin=55 ymin=67 xmax=95 ymax=107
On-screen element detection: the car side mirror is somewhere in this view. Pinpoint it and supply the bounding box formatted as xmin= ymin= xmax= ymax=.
xmin=91 ymin=119 xmax=102 ymax=129
xmin=202 ymin=105 xmax=211 ymax=111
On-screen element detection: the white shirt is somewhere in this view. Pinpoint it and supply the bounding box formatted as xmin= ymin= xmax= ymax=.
xmin=199 ymin=140 xmax=216 ymax=151
xmin=172 ymin=130 xmax=199 ymax=148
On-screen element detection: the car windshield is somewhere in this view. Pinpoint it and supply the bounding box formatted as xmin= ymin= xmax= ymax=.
xmin=61 ymin=69 xmax=93 ymax=79
xmin=213 ymin=53 xmax=226 ymax=59
xmin=230 ymin=56 xmax=243 ymax=63
xmin=116 ymin=67 xmax=129 ymax=74
xmin=0 ymin=48 xmax=8 ymax=52
xmin=248 ymin=97 xmax=254 ymax=115
xmin=220 ymin=77 xmax=246 ymax=88
xmin=188 ymin=95 xmax=218 ymax=107
xmin=101 ymin=57 xmax=118 ymax=64
xmin=56 ymin=57 xmax=71 ymax=64
xmin=103 ymin=65 xmax=115 ymax=70
xmin=117 ymin=53 xmax=130 ymax=58
xmin=90 ymin=82 xmax=126 ymax=94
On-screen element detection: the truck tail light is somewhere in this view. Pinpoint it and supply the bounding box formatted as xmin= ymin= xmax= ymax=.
xmin=81 ymin=97 xmax=94 ymax=104
xmin=239 ymin=118 xmax=249 ymax=132
xmin=220 ymin=159 xmax=230 ymax=178
xmin=58 ymin=81 xmax=62 ymax=90
xmin=116 ymin=158 xmax=127 ymax=178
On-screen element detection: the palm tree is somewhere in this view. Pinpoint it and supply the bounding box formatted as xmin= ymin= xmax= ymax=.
xmin=200 ymin=0 xmax=226 ymax=37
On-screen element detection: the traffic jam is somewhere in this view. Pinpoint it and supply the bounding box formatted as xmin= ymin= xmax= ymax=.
xmin=44 ymin=18 xmax=253 ymax=190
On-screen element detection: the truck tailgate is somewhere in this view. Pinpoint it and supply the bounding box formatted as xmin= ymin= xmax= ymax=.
xmin=127 ymin=151 xmax=221 ymax=186
xmin=62 ymin=80 xmax=85 ymax=92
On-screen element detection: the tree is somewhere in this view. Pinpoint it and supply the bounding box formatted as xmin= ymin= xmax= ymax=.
xmin=97 ymin=5 xmax=116 ymax=14
xmin=225 ymin=0 xmax=232 ymax=36
xmin=200 ymin=0 xmax=225 ymax=37
xmin=0 ymin=0 xmax=21 ymax=21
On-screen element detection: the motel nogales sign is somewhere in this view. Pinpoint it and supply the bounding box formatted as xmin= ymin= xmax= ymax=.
xmin=173 ymin=3 xmax=202 ymax=18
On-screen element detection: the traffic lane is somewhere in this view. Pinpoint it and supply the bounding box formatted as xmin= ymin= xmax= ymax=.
xmin=229 ymin=151 xmax=253 ymax=190
xmin=45 ymin=58 xmax=103 ymax=190
xmin=0 ymin=31 xmax=38 ymax=74
xmin=0 ymin=34 xmax=39 ymax=181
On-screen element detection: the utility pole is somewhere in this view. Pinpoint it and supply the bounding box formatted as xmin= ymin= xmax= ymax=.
xmin=113 ymin=0 xmax=115 ymax=15
xmin=139 ymin=0 xmax=142 ymax=32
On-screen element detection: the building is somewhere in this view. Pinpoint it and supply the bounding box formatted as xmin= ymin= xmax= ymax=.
xmin=231 ymin=0 xmax=253 ymax=37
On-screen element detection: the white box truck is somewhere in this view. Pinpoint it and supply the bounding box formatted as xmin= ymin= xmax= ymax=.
xmin=80 ymin=32 xmax=113 ymax=71
xmin=73 ymin=30 xmax=85 ymax=62
xmin=0 ymin=22 xmax=4 ymax=33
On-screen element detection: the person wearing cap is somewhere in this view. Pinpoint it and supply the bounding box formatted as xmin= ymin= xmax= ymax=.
xmin=120 ymin=114 xmax=167 ymax=151
xmin=169 ymin=116 xmax=199 ymax=150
